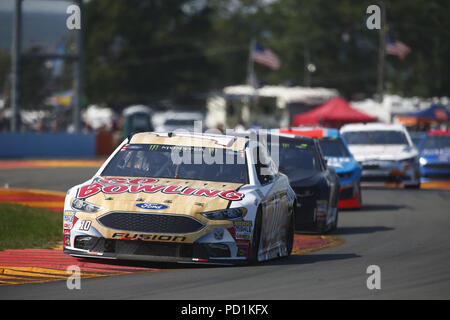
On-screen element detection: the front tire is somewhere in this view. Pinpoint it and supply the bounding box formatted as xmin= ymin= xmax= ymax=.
xmin=405 ymin=182 xmax=421 ymax=189
xmin=285 ymin=210 xmax=295 ymax=256
xmin=356 ymin=182 xmax=362 ymax=208
xmin=329 ymin=208 xmax=339 ymax=233
xmin=329 ymin=191 xmax=340 ymax=233
xmin=249 ymin=208 xmax=262 ymax=264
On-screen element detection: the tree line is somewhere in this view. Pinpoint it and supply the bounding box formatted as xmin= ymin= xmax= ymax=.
xmin=1 ymin=0 xmax=449 ymax=110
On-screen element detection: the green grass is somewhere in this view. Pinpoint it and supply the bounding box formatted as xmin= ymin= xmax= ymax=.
xmin=0 ymin=203 xmax=62 ymax=251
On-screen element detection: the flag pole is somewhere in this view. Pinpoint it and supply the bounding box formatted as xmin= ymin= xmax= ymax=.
xmin=247 ymin=38 xmax=255 ymax=86
xmin=11 ymin=0 xmax=22 ymax=132
xmin=245 ymin=39 xmax=256 ymax=128
xmin=376 ymin=1 xmax=386 ymax=103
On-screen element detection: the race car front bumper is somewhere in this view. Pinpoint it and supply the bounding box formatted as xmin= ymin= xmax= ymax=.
xmin=338 ymin=185 xmax=361 ymax=209
xmin=63 ymin=207 xmax=254 ymax=265
xmin=360 ymin=159 xmax=420 ymax=185
xmin=420 ymin=163 xmax=450 ymax=179
xmin=64 ymin=236 xmax=248 ymax=265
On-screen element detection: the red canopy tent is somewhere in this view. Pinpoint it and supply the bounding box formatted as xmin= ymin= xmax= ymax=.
xmin=292 ymin=97 xmax=378 ymax=128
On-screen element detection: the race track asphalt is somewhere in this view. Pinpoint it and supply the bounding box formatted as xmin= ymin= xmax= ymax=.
xmin=1 ymin=167 xmax=449 ymax=299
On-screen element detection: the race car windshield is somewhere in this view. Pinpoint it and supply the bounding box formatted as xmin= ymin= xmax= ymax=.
xmin=343 ymin=130 xmax=409 ymax=145
xmin=101 ymin=144 xmax=248 ymax=184
xmin=164 ymin=119 xmax=197 ymax=126
xmin=318 ymin=138 xmax=350 ymax=157
xmin=268 ymin=140 xmax=319 ymax=175
xmin=422 ymin=135 xmax=450 ymax=149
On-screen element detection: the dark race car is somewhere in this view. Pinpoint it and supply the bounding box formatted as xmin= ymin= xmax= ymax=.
xmin=268 ymin=133 xmax=340 ymax=233
xmin=230 ymin=131 xmax=340 ymax=234
xmin=278 ymin=127 xmax=362 ymax=209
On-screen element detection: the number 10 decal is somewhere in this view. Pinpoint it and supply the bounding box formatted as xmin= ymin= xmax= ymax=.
xmin=79 ymin=220 xmax=92 ymax=231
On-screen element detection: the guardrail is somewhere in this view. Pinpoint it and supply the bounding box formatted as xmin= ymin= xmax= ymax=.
xmin=0 ymin=132 xmax=97 ymax=158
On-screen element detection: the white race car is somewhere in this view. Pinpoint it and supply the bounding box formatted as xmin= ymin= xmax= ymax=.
xmin=63 ymin=132 xmax=295 ymax=264
xmin=341 ymin=123 xmax=420 ymax=188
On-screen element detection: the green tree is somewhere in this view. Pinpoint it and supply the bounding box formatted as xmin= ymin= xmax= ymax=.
xmin=83 ymin=0 xmax=450 ymax=104
xmin=20 ymin=45 xmax=53 ymax=109
xmin=0 ymin=51 xmax=10 ymax=96
xmin=84 ymin=0 xmax=215 ymax=106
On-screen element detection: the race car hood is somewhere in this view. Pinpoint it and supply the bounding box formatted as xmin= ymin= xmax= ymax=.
xmin=348 ymin=145 xmax=418 ymax=162
xmin=325 ymin=157 xmax=359 ymax=174
xmin=72 ymin=176 xmax=245 ymax=215
xmin=286 ymin=170 xmax=322 ymax=187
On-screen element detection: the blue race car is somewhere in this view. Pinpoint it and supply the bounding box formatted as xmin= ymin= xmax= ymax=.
xmin=418 ymin=130 xmax=450 ymax=180
xmin=279 ymin=128 xmax=362 ymax=209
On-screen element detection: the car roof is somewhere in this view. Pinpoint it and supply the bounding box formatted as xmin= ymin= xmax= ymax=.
xmin=277 ymin=127 xmax=341 ymax=138
xmin=229 ymin=130 xmax=315 ymax=144
xmin=340 ymin=122 xmax=406 ymax=132
xmin=129 ymin=132 xmax=248 ymax=151
xmin=428 ymin=130 xmax=450 ymax=136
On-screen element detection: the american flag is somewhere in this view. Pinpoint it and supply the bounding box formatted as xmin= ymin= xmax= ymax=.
xmin=252 ymin=42 xmax=281 ymax=70
xmin=385 ymin=35 xmax=411 ymax=60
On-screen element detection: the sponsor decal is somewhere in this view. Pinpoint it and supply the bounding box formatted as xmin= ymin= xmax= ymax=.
xmin=233 ymin=219 xmax=253 ymax=233
xmin=64 ymin=210 xmax=75 ymax=223
xmin=233 ymin=219 xmax=252 ymax=240
xmin=76 ymin=178 xmax=244 ymax=201
xmin=236 ymin=233 xmax=250 ymax=240
xmin=213 ymin=228 xmax=224 ymax=240
xmin=236 ymin=240 xmax=250 ymax=257
xmin=136 ymin=203 xmax=169 ymax=210
xmin=112 ymin=232 xmax=186 ymax=242
xmin=233 ymin=219 xmax=252 ymax=227
xmin=315 ymin=203 xmax=328 ymax=227
xmin=63 ymin=213 xmax=78 ymax=230
xmin=237 ymin=246 xmax=249 ymax=257
xmin=63 ymin=222 xmax=72 ymax=230
xmin=64 ymin=236 xmax=71 ymax=247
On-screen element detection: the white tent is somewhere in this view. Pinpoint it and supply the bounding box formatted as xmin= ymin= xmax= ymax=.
xmin=206 ymin=85 xmax=338 ymax=129
xmin=351 ymin=95 xmax=450 ymax=123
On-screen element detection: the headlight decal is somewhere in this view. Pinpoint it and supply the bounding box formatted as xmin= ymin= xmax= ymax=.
xmin=71 ymin=198 xmax=101 ymax=213
xmin=201 ymin=208 xmax=247 ymax=220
